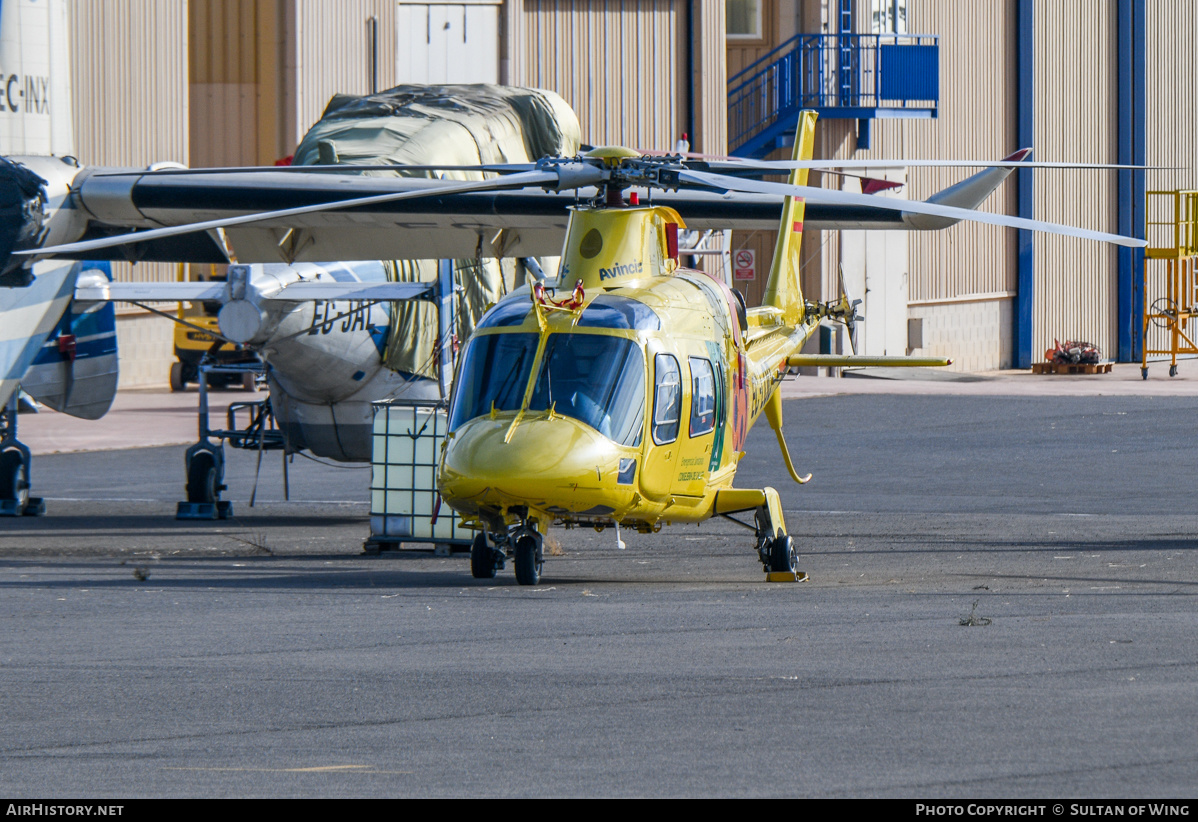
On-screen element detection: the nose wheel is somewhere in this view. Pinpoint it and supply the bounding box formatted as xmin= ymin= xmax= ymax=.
xmin=471 ymin=523 xmax=544 ymax=585
xmin=513 ymin=530 xmax=544 ymax=586
xmin=470 ymin=532 xmax=502 ymax=579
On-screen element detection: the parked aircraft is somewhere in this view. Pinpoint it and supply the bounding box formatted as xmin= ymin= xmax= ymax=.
xmin=7 ymin=105 xmax=1146 ymax=584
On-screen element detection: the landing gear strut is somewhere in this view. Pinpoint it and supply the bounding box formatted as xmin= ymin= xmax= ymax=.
xmin=0 ymin=397 xmax=44 ymax=517
xmin=754 ymin=486 xmax=802 ymax=579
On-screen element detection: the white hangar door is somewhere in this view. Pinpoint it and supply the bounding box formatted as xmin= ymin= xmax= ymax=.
xmin=397 ymin=3 xmax=499 ymax=83
xmin=839 ymin=167 xmax=909 ymax=357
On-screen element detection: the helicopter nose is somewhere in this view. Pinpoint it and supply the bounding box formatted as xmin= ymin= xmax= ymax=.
xmin=439 ymin=414 xmax=625 ymax=513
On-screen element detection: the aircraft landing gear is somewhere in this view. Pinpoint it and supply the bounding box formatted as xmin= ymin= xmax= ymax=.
xmin=0 ymin=398 xmax=44 ymax=517
xmin=178 ymin=441 xmax=232 ymax=519
xmin=512 ymin=526 xmax=544 ymax=586
xmin=768 ymin=534 xmax=798 ymax=575
xmin=470 ymin=532 xmax=504 ymax=579
xmin=754 ymin=487 xmax=803 ymax=579
xmin=471 ymin=519 xmax=543 ymax=585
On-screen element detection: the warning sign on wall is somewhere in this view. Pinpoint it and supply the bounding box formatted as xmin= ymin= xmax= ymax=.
xmin=733 ymin=249 xmax=756 ymax=281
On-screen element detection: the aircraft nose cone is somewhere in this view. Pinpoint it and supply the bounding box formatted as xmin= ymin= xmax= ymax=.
xmin=439 ymin=414 xmax=623 ymax=513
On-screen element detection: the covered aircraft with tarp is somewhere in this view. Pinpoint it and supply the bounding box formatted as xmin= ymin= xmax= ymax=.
xmin=291 ymin=84 xmax=581 ymax=383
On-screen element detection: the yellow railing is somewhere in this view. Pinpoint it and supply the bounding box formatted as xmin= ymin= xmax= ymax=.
xmin=1142 ymin=190 xmax=1198 ymax=377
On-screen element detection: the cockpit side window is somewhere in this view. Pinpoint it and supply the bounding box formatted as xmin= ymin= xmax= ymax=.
xmin=689 ymin=357 xmax=716 ymax=437
xmin=652 ymin=353 xmax=681 ymax=445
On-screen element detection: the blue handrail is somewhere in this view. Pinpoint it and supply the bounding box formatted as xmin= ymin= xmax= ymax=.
xmin=729 ymin=33 xmax=939 ymax=156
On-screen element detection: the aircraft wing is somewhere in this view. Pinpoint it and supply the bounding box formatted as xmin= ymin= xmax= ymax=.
xmin=73 ymin=279 xmax=434 ymax=304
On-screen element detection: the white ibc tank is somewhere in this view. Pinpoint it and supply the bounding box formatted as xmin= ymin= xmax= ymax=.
xmin=369 ymin=400 xmax=467 ymax=547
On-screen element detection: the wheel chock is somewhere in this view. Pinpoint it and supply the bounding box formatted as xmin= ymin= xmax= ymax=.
xmin=176 ymin=501 xmax=234 ymax=520
xmin=22 ymin=497 xmax=44 ymax=516
xmin=766 ymin=570 xmax=809 ymax=583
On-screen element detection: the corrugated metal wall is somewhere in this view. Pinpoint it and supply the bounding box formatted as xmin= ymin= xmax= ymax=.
xmin=68 ymin=0 xmax=188 ymax=387
xmin=69 ymin=0 xmax=186 ymax=293
xmin=1032 ymin=0 xmax=1118 ymax=361
xmin=691 ymin=0 xmax=727 ymax=155
xmin=294 ymin=0 xmax=397 ymax=145
xmin=846 ymin=0 xmax=1018 ymax=306
xmin=1143 ymin=1 xmax=1198 ymax=359
xmin=190 ymin=0 xmax=294 ymax=167
xmin=70 ymin=0 xmax=188 ymax=170
xmin=514 ymin=0 xmax=687 ymax=152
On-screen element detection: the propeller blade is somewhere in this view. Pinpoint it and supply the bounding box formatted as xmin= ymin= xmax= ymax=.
xmin=677 ymin=169 xmax=1147 ymax=248
xmin=23 ymin=169 xmax=561 ymax=258
xmin=837 ymin=263 xmax=859 ymax=356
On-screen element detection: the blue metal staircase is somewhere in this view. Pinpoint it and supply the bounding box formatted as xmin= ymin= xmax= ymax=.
xmin=728 ymin=33 xmax=940 ymax=158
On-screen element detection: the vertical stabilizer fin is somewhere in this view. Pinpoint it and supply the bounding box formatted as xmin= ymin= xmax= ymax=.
xmin=762 ymin=110 xmax=818 ymax=325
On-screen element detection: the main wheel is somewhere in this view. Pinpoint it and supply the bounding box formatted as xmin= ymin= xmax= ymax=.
xmin=169 ymin=361 xmax=186 ymax=392
xmin=185 ymin=452 xmax=218 ymax=504
xmin=513 ymin=534 xmax=542 ymax=586
xmin=470 ymin=533 xmax=496 ymax=579
xmin=0 ymin=449 xmax=29 ymax=510
xmin=768 ymin=534 xmax=798 ymax=574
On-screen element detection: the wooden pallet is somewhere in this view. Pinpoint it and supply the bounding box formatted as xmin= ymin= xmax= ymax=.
xmin=1031 ymin=362 xmax=1113 ymax=375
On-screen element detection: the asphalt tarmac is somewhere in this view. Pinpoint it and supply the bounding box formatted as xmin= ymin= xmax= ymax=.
xmin=1 ymin=377 xmax=1197 ymax=798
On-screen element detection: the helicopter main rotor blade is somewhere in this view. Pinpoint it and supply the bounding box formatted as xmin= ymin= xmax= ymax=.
xmin=677 ymin=169 xmax=1147 ymax=248
xmin=91 ymin=162 xmax=539 ymax=177
xmin=22 ymin=169 xmax=561 ymax=258
xmin=702 ymin=157 xmax=1171 ymax=174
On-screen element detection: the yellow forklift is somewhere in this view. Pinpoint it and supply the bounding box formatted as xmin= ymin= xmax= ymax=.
xmin=170 ymin=264 xmax=259 ymax=391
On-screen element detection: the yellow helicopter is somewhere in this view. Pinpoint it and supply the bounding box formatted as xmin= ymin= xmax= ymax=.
xmin=16 ymin=105 xmax=1147 ymax=582
xmin=439 ymin=111 xmax=950 ymax=585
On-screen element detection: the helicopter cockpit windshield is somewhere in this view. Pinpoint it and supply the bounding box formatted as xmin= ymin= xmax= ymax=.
xmin=529 ymin=334 xmax=644 ymax=445
xmin=449 ymin=331 xmax=645 ymax=446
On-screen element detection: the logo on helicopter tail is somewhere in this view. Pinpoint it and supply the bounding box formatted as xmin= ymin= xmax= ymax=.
xmin=598 ymin=261 xmax=643 ymax=281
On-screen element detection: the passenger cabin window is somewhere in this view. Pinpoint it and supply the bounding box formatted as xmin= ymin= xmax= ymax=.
xmin=689 ymin=357 xmax=716 ymax=437
xmin=652 ymin=354 xmax=681 ymax=445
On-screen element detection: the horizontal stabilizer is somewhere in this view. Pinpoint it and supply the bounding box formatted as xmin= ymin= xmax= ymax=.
xmin=75 ymin=281 xmax=434 ymax=304
xmin=268 ymin=282 xmax=432 ymax=302
xmin=787 ymin=354 xmax=952 ymax=368
xmin=75 ymin=282 xmax=225 ymax=303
